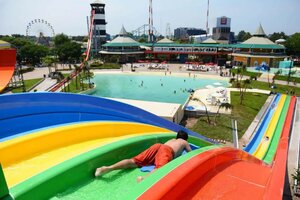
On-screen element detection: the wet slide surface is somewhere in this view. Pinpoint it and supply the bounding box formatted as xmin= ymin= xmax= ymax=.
xmin=9 ymin=134 xmax=211 ymax=200
xmin=0 ymin=49 xmax=16 ymax=92
xmin=252 ymin=95 xmax=286 ymax=159
xmin=51 ymin=168 xmax=144 ymax=200
xmin=51 ymin=139 xmax=215 ymax=200
xmin=263 ymin=95 xmax=290 ymax=163
xmin=0 ymin=122 xmax=171 ymax=188
xmin=137 ymin=147 xmax=272 ymax=200
xmin=244 ymin=94 xmax=281 ymax=154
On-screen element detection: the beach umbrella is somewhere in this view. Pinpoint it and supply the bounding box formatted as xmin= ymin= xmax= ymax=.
xmin=217 ymin=86 xmax=226 ymax=90
xmin=205 ymin=85 xmax=215 ymax=89
xmin=211 ymin=92 xmax=223 ymax=97
xmin=185 ymin=106 xmax=195 ymax=111
xmin=213 ymin=82 xmax=223 ymax=86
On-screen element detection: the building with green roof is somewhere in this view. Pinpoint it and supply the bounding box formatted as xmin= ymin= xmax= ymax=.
xmin=99 ymin=25 xmax=286 ymax=66
xmin=100 ymin=26 xmax=147 ymax=62
xmin=231 ymin=24 xmax=286 ymax=67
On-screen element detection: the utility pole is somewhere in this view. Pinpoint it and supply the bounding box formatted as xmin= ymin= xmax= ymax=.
xmin=86 ymin=16 xmax=90 ymax=36
xmin=148 ymin=0 xmax=153 ymax=43
xmin=206 ymin=0 xmax=210 ymax=36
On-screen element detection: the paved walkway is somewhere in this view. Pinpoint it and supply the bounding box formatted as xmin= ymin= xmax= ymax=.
xmin=29 ymin=78 xmax=57 ymax=92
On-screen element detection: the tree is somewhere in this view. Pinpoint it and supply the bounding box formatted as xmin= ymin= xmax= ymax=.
xmin=191 ymin=97 xmax=211 ymax=124
xmin=243 ymin=32 xmax=252 ymax=41
xmin=286 ymin=33 xmax=300 ymax=56
xmin=234 ymin=66 xmax=251 ymax=105
xmin=54 ymin=34 xmax=70 ymax=46
xmin=237 ymin=31 xmax=252 ymax=42
xmin=269 ymin=32 xmax=288 ymax=42
xmin=53 ymin=34 xmax=82 ymax=63
xmin=214 ymin=103 xmax=233 ymax=125
xmin=138 ymin=38 xmax=147 ymax=43
xmin=19 ymin=43 xmax=49 ymax=65
xmin=42 ymin=56 xmax=58 ymax=74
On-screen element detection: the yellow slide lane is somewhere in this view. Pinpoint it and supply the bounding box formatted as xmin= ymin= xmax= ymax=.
xmin=253 ymin=95 xmax=286 ymax=160
xmin=0 ymin=122 xmax=173 ymax=187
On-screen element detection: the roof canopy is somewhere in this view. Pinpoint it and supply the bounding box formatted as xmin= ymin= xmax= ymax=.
xmin=201 ymin=38 xmax=218 ymax=44
xmin=243 ymin=37 xmax=275 ymax=45
xmin=119 ymin=26 xmax=127 ymax=37
xmin=91 ymin=0 xmax=105 ymax=5
xmin=254 ymin=24 xmax=266 ymax=37
xmin=157 ymin=38 xmax=174 ymax=44
xmin=0 ymin=40 xmax=11 ymax=49
xmin=103 ymin=26 xmax=141 ymax=47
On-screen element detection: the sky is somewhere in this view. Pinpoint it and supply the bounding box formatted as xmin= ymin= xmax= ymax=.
xmin=0 ymin=0 xmax=299 ymax=37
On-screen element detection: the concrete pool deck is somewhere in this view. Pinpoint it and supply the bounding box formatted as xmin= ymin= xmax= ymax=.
xmin=106 ymin=97 xmax=183 ymax=124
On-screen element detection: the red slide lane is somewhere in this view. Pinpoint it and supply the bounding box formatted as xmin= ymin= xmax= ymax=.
xmin=0 ymin=49 xmax=16 ymax=92
xmin=138 ymin=147 xmax=272 ymax=200
xmin=263 ymin=96 xmax=296 ymax=199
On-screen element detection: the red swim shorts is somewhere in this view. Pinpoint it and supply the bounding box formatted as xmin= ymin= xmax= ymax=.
xmin=133 ymin=143 xmax=175 ymax=169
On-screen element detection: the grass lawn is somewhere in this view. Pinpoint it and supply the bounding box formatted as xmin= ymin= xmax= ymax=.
xmin=249 ymin=80 xmax=300 ymax=96
xmin=190 ymin=92 xmax=269 ymax=142
xmin=274 ymin=75 xmax=300 ymax=84
xmin=11 ymin=78 xmax=42 ymax=93
xmin=90 ymin=63 xmax=121 ymax=69
xmin=231 ymin=68 xmax=262 ymax=78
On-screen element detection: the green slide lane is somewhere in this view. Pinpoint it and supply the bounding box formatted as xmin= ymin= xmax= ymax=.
xmin=9 ymin=133 xmax=212 ymax=200
xmin=263 ymin=96 xmax=291 ymax=164
xmin=51 ymin=137 xmax=216 ymax=200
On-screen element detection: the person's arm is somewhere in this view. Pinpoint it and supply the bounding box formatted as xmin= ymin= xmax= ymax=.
xmin=185 ymin=141 xmax=192 ymax=152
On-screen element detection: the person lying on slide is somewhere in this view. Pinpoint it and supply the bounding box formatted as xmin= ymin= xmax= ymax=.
xmin=95 ymin=130 xmax=192 ymax=182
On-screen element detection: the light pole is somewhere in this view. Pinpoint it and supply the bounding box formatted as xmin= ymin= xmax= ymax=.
xmin=288 ymin=57 xmax=292 ymax=85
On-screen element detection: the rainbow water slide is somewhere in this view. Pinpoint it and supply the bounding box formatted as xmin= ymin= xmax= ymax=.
xmin=252 ymin=94 xmax=287 ymax=159
xmin=133 ymin=147 xmax=272 ymax=200
xmin=263 ymin=95 xmax=291 ymax=163
xmin=0 ymin=122 xmax=213 ymax=199
xmin=0 ymin=93 xmax=209 ymax=142
xmin=0 ymin=49 xmax=16 ymax=92
xmin=244 ymin=93 xmax=281 ymax=153
xmin=0 ymin=93 xmax=297 ymax=199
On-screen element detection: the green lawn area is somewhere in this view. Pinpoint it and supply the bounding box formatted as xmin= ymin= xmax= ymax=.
xmin=231 ymin=68 xmax=262 ymax=78
xmin=190 ymin=92 xmax=269 ymax=142
xmin=11 ymin=78 xmax=42 ymax=93
xmin=249 ymin=80 xmax=300 ymax=96
xmin=90 ymin=63 xmax=121 ymax=69
xmin=274 ymin=75 xmax=300 ymax=84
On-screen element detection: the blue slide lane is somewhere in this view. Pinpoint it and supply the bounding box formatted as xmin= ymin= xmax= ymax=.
xmin=243 ymin=94 xmax=281 ymax=154
xmin=0 ymin=93 xmax=212 ymax=143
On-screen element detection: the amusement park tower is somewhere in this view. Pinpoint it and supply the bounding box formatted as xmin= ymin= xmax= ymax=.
xmin=90 ymin=0 xmax=107 ymax=56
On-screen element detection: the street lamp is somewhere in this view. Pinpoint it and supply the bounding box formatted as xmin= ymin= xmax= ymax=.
xmin=288 ymin=57 xmax=292 ymax=85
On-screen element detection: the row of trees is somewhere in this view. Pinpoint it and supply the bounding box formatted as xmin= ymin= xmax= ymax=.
xmin=0 ymin=34 xmax=82 ymax=65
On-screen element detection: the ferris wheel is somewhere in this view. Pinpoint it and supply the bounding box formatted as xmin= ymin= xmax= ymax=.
xmin=26 ymin=19 xmax=55 ymax=38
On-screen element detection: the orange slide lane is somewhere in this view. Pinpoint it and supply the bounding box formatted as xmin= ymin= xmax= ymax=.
xmin=263 ymin=96 xmax=297 ymax=199
xmin=138 ymin=147 xmax=272 ymax=200
xmin=0 ymin=49 xmax=16 ymax=92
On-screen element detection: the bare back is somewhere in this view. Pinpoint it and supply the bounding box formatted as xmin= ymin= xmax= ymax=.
xmin=164 ymin=138 xmax=192 ymax=158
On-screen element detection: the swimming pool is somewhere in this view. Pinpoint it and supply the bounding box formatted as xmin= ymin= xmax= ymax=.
xmin=90 ymin=73 xmax=228 ymax=104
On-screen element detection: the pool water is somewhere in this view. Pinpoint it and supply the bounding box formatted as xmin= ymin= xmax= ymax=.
xmin=90 ymin=74 xmax=228 ymax=104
